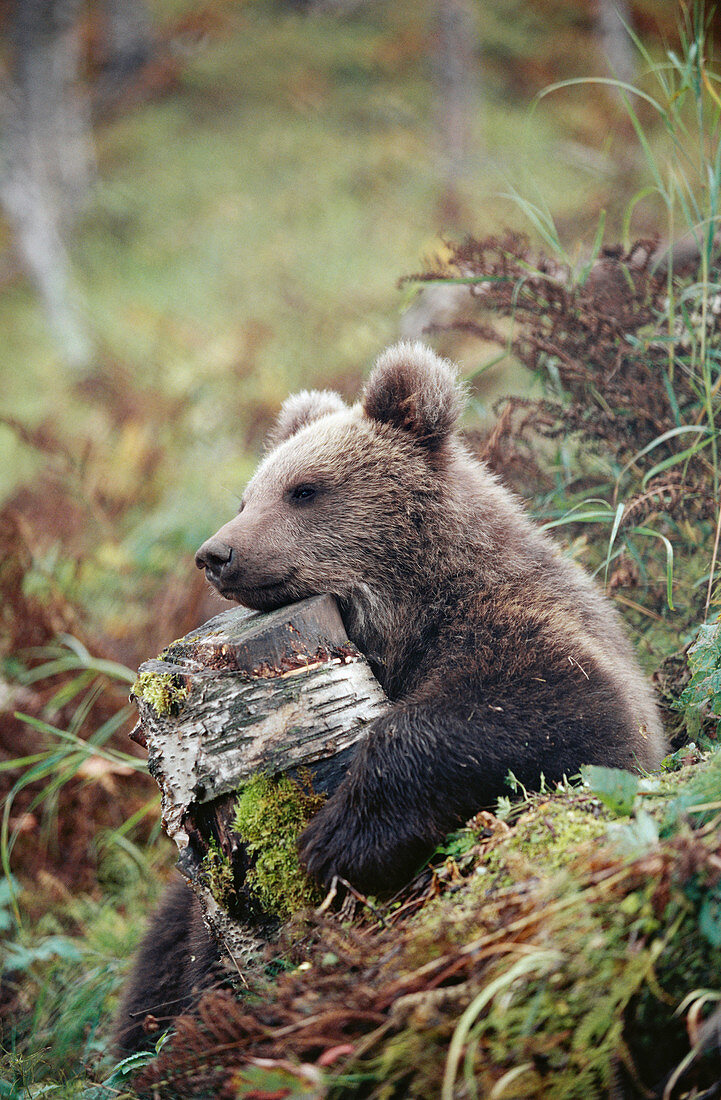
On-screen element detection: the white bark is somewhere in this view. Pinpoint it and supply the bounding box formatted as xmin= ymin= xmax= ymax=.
xmin=0 ymin=0 xmax=94 ymax=368
xmin=140 ymin=647 xmax=387 ymax=847
xmin=433 ymin=0 xmax=479 ymax=222
xmin=595 ymin=0 xmax=636 ymax=86
xmin=133 ymin=596 xmax=389 ymax=954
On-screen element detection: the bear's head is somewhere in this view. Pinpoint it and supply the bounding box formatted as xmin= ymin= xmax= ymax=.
xmin=195 ymin=342 xmax=467 ymax=616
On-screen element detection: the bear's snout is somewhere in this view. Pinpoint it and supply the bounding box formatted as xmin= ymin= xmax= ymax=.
xmin=195 ymin=524 xmax=297 ymax=609
xmin=195 ymin=537 xmax=233 ymax=579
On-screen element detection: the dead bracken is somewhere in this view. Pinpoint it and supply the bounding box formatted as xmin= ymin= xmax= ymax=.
xmin=135 ymin=752 xmax=721 ymax=1098
xmin=404 ymin=232 xmax=719 ymax=524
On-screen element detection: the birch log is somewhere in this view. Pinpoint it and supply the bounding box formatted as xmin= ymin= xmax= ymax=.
xmin=131 ymin=594 xmax=388 ymax=958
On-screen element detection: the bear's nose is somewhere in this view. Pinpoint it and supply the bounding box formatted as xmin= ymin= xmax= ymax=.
xmin=195 ymin=538 xmax=233 ymax=574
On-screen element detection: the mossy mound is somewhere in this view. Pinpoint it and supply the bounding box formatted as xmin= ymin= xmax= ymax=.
xmin=136 ymin=752 xmax=721 ymax=1098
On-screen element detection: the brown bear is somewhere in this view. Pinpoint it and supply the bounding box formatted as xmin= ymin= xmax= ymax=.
xmin=114 ymin=341 xmax=664 ymax=1052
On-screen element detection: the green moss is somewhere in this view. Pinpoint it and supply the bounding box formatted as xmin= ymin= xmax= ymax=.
xmin=132 ymin=669 xmax=189 ymax=716
xmin=201 ymin=839 xmax=235 ymax=909
xmin=480 ymin=792 xmax=612 ymax=888
xmin=233 ymin=772 xmax=325 ymax=920
xmin=328 ymin=759 xmax=721 ymax=1098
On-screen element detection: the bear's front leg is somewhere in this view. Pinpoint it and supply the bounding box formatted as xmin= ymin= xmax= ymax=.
xmin=298 ymin=705 xmax=461 ymax=895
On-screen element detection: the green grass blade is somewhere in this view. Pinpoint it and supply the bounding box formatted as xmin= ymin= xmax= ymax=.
xmin=641 ymin=437 xmax=713 ymax=487
xmin=442 ymin=952 xmax=560 ymax=1100
xmin=634 ymin=526 xmax=676 ymax=609
xmin=616 ymin=425 xmax=710 ymax=485
xmin=13 ymin=712 xmax=146 ymax=769
xmin=622 ymin=187 xmax=658 ymax=250
xmin=538 ymin=78 xmax=665 ymax=115
xmin=604 ymin=502 xmax=627 ymax=588
xmin=499 ymin=190 xmax=563 ymax=254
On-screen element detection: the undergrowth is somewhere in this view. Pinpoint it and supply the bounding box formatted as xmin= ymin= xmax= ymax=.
xmin=129 ymin=755 xmax=721 ymax=1099
xmin=0 ymin=640 xmax=163 ymax=1095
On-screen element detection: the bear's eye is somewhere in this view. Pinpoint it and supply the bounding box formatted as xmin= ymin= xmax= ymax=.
xmin=238 ymin=498 xmax=246 ymax=514
xmin=289 ymin=483 xmax=319 ymax=504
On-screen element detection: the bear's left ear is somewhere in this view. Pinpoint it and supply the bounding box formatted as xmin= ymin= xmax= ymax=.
xmin=362 ymin=342 xmax=466 ymax=450
xmin=266 ymin=390 xmax=347 ymax=450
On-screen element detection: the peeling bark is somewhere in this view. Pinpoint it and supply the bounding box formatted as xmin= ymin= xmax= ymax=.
xmin=132 ymin=594 xmax=388 ymax=955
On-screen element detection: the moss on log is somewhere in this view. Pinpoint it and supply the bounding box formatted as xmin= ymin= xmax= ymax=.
xmin=131 ymin=594 xmax=388 ymax=956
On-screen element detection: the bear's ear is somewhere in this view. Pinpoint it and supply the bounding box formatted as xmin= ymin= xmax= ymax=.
xmin=362 ymin=342 xmax=465 ymax=450
xmin=266 ymin=390 xmax=347 ymax=450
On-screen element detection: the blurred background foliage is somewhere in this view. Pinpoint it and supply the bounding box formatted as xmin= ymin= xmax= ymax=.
xmin=1 ymin=0 xmax=711 ymax=662
xmin=1 ymin=0 xmax=720 ymax=1092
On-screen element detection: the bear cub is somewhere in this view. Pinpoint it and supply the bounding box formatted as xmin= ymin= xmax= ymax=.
xmin=115 ymin=341 xmax=664 ymax=1053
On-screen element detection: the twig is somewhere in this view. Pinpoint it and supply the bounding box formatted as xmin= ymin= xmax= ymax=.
xmin=612 ymin=594 xmax=664 ymax=622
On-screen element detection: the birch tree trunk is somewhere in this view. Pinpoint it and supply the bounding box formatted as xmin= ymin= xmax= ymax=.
xmin=595 ymin=0 xmax=636 ymax=87
xmin=132 ymin=594 xmax=389 ymax=958
xmin=433 ymin=0 xmax=479 ymax=227
xmin=0 ymin=0 xmax=94 ymax=368
xmin=95 ymin=0 xmax=153 ymax=115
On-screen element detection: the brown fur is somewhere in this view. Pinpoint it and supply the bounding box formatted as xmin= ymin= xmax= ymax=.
xmin=196 ymin=341 xmax=664 ymax=887
xmin=113 ymin=878 xmax=220 ymax=1054
xmin=198 ymin=342 xmax=663 ymax=769
xmin=117 ymin=341 xmax=664 ymax=1053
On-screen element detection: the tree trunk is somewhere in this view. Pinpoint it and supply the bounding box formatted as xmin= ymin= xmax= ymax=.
xmin=0 ymin=0 xmax=94 ymax=368
xmin=595 ymin=0 xmax=636 ymax=87
xmin=94 ymin=0 xmax=154 ymax=115
xmin=433 ymin=0 xmax=479 ymax=227
xmin=132 ymin=595 xmax=388 ymax=957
